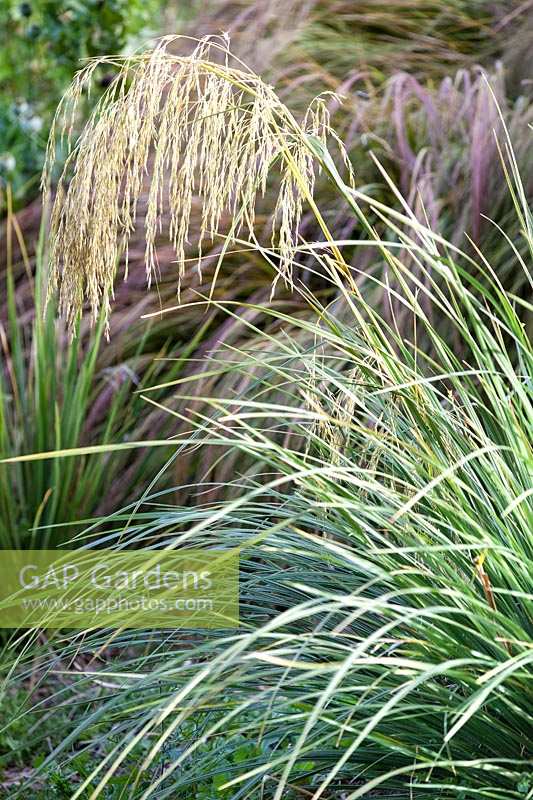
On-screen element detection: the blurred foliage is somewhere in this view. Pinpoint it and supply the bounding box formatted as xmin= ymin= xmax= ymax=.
xmin=207 ymin=0 xmax=532 ymax=86
xmin=0 ymin=0 xmax=163 ymax=211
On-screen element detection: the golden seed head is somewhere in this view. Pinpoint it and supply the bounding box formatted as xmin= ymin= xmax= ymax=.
xmin=43 ymin=35 xmax=334 ymax=334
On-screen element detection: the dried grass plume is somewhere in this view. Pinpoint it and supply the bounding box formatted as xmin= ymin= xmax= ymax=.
xmin=43 ymin=35 xmax=334 ymax=333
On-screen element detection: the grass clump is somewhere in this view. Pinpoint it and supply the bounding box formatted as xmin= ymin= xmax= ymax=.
xmin=0 ymin=193 xmax=201 ymax=548
xmin=204 ymin=0 xmax=532 ymax=300
xmin=2 ymin=35 xmax=532 ymax=800
xmin=209 ymin=0 xmax=532 ymax=85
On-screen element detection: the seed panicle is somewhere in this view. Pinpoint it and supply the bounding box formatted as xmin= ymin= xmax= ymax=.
xmin=43 ymin=35 xmax=335 ymax=334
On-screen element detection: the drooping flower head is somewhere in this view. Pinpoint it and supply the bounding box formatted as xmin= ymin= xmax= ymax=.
xmin=43 ymin=35 xmax=336 ymax=334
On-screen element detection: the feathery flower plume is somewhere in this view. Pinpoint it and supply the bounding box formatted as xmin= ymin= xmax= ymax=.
xmin=43 ymin=35 xmax=334 ymax=333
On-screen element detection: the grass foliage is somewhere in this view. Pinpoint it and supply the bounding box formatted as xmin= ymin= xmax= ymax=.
xmin=2 ymin=37 xmax=531 ymax=798
xmin=0 ymin=6 xmax=531 ymax=798
xmin=0 ymin=195 xmax=201 ymax=548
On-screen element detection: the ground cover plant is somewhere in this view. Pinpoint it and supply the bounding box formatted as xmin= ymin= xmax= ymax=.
xmin=1 ymin=31 xmax=531 ymax=799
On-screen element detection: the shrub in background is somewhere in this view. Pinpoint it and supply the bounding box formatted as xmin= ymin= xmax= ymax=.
xmin=0 ymin=0 xmax=163 ymax=211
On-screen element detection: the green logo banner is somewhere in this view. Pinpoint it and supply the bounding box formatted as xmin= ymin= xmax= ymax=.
xmin=0 ymin=550 xmax=239 ymax=629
